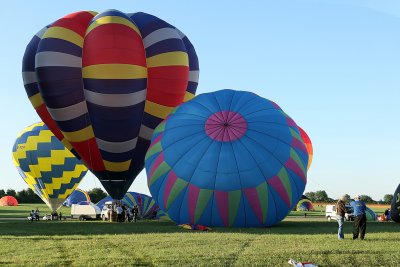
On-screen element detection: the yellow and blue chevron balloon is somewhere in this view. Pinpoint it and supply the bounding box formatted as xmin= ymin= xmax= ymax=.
xmin=12 ymin=122 xmax=88 ymax=212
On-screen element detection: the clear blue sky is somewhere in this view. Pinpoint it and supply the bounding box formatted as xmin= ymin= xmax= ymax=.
xmin=1 ymin=0 xmax=399 ymax=200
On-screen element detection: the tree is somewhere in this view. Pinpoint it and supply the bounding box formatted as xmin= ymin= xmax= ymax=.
xmin=383 ymin=194 xmax=393 ymax=204
xmin=0 ymin=189 xmax=5 ymax=198
xmin=360 ymin=195 xmax=375 ymax=204
xmin=6 ymin=189 xmax=16 ymax=197
xmin=314 ymin=190 xmax=329 ymax=202
xmin=88 ymin=188 xmax=107 ymax=203
xmin=304 ymin=192 xmax=316 ymax=202
xmin=16 ymin=188 xmax=42 ymax=203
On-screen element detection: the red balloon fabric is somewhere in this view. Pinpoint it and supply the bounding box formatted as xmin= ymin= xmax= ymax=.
xmin=0 ymin=196 xmax=19 ymax=206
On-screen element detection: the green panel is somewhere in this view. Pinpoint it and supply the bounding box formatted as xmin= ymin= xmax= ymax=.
xmin=277 ymin=167 xmax=292 ymax=206
xmin=290 ymin=148 xmax=306 ymax=174
xmin=194 ymin=189 xmax=213 ymax=223
xmin=166 ymin=178 xmax=188 ymax=210
xmin=145 ymin=142 xmax=162 ymax=160
xmin=228 ymin=190 xmax=242 ymax=226
xmin=256 ymin=181 xmax=268 ymax=224
xmin=149 ymin=162 xmax=170 ymax=187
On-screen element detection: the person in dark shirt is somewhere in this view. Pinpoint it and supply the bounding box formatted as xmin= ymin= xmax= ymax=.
xmin=132 ymin=205 xmax=139 ymax=222
xmin=336 ymin=195 xmax=348 ymax=240
xmin=350 ymin=195 xmax=367 ymax=240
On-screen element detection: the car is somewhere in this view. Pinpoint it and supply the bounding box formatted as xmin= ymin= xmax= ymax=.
xmin=71 ymin=201 xmax=101 ymax=220
xmin=325 ymin=204 xmax=354 ymax=221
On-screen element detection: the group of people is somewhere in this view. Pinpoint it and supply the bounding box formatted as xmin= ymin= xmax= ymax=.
xmin=29 ymin=208 xmax=40 ymax=221
xmin=113 ymin=202 xmax=139 ymax=222
xmin=336 ymin=195 xmax=367 ymax=240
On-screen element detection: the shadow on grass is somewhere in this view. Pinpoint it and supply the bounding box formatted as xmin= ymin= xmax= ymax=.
xmin=0 ymin=219 xmax=399 ymax=237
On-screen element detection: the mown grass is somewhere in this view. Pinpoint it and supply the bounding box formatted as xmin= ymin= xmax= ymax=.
xmin=0 ymin=205 xmax=398 ymax=266
xmin=0 ymin=204 xmax=70 ymax=218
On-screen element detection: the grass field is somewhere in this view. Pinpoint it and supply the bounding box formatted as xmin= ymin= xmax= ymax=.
xmin=0 ymin=204 xmax=399 ymax=266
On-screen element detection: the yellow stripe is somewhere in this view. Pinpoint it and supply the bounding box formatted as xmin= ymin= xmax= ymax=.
xmin=144 ymin=101 xmax=174 ymax=119
xmin=103 ymin=159 xmax=131 ymax=172
xmin=62 ymin=126 xmax=95 ymax=143
xmin=82 ymin=64 xmax=147 ymax=79
xmin=87 ymin=11 xmax=98 ymax=16
xmin=183 ymin=92 xmax=195 ymax=102
xmin=43 ymin=27 xmax=84 ymax=48
xmin=147 ymin=51 xmax=189 ymax=68
xmin=86 ymin=16 xmax=140 ymax=36
xmin=61 ymin=138 xmax=73 ymax=151
xmin=29 ymin=93 xmax=44 ymax=109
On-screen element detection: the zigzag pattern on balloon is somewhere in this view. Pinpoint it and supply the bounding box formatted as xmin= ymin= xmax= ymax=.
xmin=12 ymin=122 xmax=87 ymax=210
xmin=145 ymin=90 xmax=308 ymax=227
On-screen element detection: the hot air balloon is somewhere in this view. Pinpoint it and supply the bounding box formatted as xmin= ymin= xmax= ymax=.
xmin=391 ymin=184 xmax=400 ymax=223
xmin=145 ymin=89 xmax=308 ymax=227
xmin=97 ymin=192 xmax=159 ymax=219
xmin=296 ymin=199 xmax=314 ymax=211
xmin=12 ymin=122 xmax=88 ymax=212
xmin=298 ymin=127 xmax=313 ymax=171
xmin=365 ymin=207 xmax=377 ymax=221
xmin=22 ymin=10 xmax=199 ymax=199
xmin=0 ymin=196 xmax=18 ymax=206
xmin=63 ymin=188 xmax=91 ymax=207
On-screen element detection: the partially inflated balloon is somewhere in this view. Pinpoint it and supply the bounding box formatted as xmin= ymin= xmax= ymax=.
xmin=391 ymin=184 xmax=400 ymax=223
xmin=12 ymin=122 xmax=88 ymax=212
xmin=298 ymin=127 xmax=313 ymax=170
xmin=145 ymin=90 xmax=308 ymax=227
xmin=296 ymin=199 xmax=314 ymax=211
xmin=22 ymin=10 xmax=199 ymax=199
xmin=63 ymin=188 xmax=91 ymax=207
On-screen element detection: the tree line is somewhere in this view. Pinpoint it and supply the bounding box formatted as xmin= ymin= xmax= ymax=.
xmin=0 ymin=188 xmax=107 ymax=204
xmin=304 ymin=190 xmax=394 ymax=204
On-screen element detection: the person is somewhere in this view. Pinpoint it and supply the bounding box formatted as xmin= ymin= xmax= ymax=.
xmin=29 ymin=210 xmax=35 ymax=222
xmin=336 ymin=195 xmax=347 ymax=240
xmin=132 ymin=205 xmax=139 ymax=222
xmin=350 ymin=195 xmax=367 ymax=240
xmin=35 ymin=208 xmax=40 ymax=221
xmin=116 ymin=205 xmax=123 ymax=222
xmin=59 ymin=212 xmax=62 ymax=220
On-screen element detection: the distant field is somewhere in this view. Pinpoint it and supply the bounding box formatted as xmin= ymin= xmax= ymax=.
xmin=0 ymin=204 xmax=70 ymax=219
xmin=0 ymin=204 xmax=399 ymax=266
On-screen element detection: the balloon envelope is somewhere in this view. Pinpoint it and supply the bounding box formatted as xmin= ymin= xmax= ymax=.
xmin=12 ymin=122 xmax=88 ymax=212
xmin=0 ymin=196 xmax=18 ymax=206
xmin=22 ymin=10 xmax=199 ymax=199
xmin=145 ymin=89 xmax=308 ymax=227
xmin=365 ymin=206 xmax=377 ymax=221
xmin=391 ymin=184 xmax=400 ymax=223
xmin=63 ymin=188 xmax=91 ymax=207
xmin=297 ymin=199 xmax=314 ymax=211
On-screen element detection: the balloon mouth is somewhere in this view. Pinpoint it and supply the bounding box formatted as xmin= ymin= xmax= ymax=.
xmin=205 ymin=111 xmax=247 ymax=142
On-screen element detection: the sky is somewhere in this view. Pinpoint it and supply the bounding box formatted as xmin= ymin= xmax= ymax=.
xmin=0 ymin=0 xmax=399 ymax=200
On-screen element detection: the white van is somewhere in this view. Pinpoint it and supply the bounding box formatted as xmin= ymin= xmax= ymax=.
xmin=71 ymin=201 xmax=101 ymax=220
xmin=100 ymin=201 xmax=114 ymax=221
xmin=325 ymin=204 xmax=353 ymax=221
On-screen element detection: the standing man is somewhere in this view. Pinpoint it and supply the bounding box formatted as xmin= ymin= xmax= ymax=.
xmin=350 ymin=195 xmax=367 ymax=240
xmin=132 ymin=205 xmax=139 ymax=222
xmin=336 ymin=195 xmax=348 ymax=240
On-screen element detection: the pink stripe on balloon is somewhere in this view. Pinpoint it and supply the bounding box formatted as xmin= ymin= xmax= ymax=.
xmin=268 ymin=175 xmax=291 ymax=207
xmin=163 ymin=170 xmax=178 ymax=209
xmin=148 ymin=133 xmax=163 ymax=149
xmin=291 ymin=137 xmax=307 ymax=153
xmin=243 ymin=188 xmax=263 ymax=224
xmin=285 ymin=158 xmax=307 ymax=183
xmin=215 ymin=191 xmax=229 ymax=227
xmin=205 ymin=111 xmax=247 ymax=142
xmin=286 ymin=117 xmax=297 ymax=128
xmin=148 ymin=152 xmax=164 ymax=179
xmin=188 ymin=184 xmax=200 ymax=224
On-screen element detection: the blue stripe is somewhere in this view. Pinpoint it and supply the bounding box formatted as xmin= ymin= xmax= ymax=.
xmin=130 ymin=12 xmax=172 ymax=38
xmin=22 ymin=35 xmax=40 ymax=72
xmin=37 ymin=38 xmax=82 ymax=57
xmin=36 ymin=66 xmax=81 ymax=83
xmin=182 ymin=36 xmax=199 ymax=71
xmin=48 ymin=174 xmax=86 ymax=198
xmin=24 ymin=83 xmax=39 ymax=98
xmin=186 ymin=82 xmax=198 ymax=94
xmin=145 ymin=39 xmax=186 ymax=58
xmin=87 ymin=102 xmax=145 ymax=142
xmin=99 ymin=149 xmax=135 ymax=163
xmin=83 ymin=78 xmax=147 ymax=94
xmin=53 ymin=114 xmax=90 ymax=132
xmin=141 ymin=113 xmax=163 ymax=129
xmin=90 ymin=9 xmax=134 ymax=26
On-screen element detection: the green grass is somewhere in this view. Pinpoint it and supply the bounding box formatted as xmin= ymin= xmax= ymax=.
xmin=0 ymin=205 xmax=398 ymax=266
xmin=0 ymin=204 xmax=70 ymax=218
